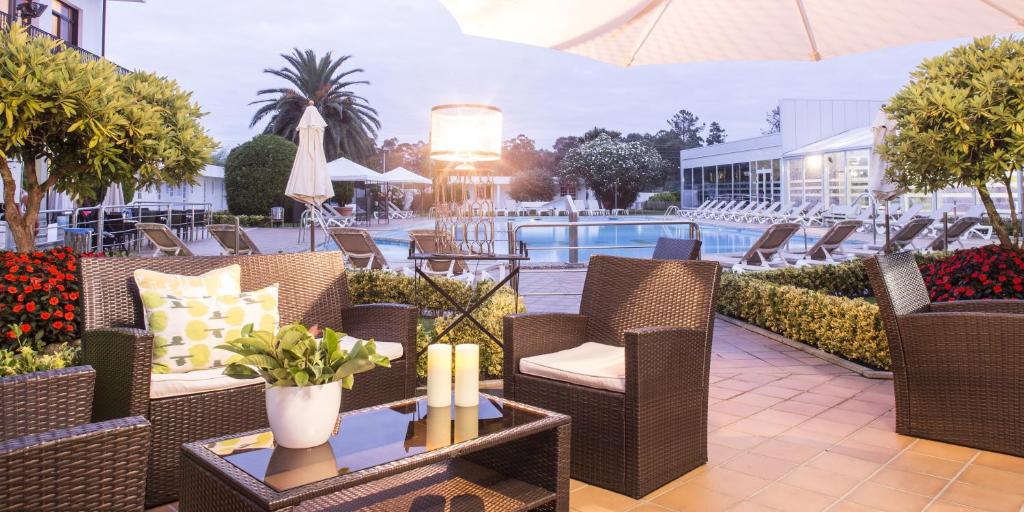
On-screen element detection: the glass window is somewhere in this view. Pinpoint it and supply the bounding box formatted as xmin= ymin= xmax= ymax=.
xmin=52 ymin=1 xmax=79 ymax=46
xmin=846 ymin=150 xmax=869 ymax=206
xmin=703 ymin=166 xmax=717 ymax=200
xmin=824 ymin=152 xmax=845 ymax=205
xmin=786 ymin=159 xmax=804 ymax=203
xmin=734 ymin=162 xmax=751 ymax=200
xmin=803 ymin=155 xmax=823 ymax=202
xmin=716 ymin=164 xmax=733 ymax=198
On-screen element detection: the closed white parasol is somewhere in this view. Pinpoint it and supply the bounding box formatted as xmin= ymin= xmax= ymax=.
xmin=285 ymin=103 xmax=333 ymax=250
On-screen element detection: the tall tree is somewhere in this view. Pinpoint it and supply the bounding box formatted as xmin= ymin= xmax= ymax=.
xmin=762 ymin=106 xmax=781 ymax=134
xmin=666 ymin=109 xmax=705 ymax=147
xmin=880 ymin=36 xmax=1024 ymax=247
xmin=706 ymin=122 xmax=727 ymax=145
xmin=0 ymin=26 xmax=216 ymax=251
xmin=376 ymin=138 xmax=430 ymax=175
xmin=250 ymin=49 xmax=379 ymax=164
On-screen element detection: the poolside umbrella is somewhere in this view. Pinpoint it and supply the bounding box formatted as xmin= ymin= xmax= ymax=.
xmin=285 ymin=103 xmax=333 ymax=251
xmin=382 ymin=167 xmax=432 ymax=185
xmin=102 ymin=183 xmax=126 ymax=208
xmin=869 ymin=110 xmax=906 ymax=251
xmin=440 ymin=0 xmax=1024 ymax=66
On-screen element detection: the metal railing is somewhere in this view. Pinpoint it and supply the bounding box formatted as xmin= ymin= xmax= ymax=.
xmin=512 ymin=219 xmax=702 ymax=297
xmin=0 ymin=12 xmax=130 ymax=74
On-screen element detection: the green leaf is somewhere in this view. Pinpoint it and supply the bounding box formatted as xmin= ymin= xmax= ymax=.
xmin=237 ymin=354 xmax=280 ymax=369
xmin=222 ymin=364 xmax=259 ymax=379
xmin=293 ymin=371 xmax=309 ymax=387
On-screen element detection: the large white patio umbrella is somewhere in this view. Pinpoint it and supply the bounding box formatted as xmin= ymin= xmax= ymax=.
xmin=869 ymin=110 xmax=906 ymax=250
xmin=440 ymin=0 xmax=1024 ymax=66
xmin=285 ymin=103 xmax=333 ymax=251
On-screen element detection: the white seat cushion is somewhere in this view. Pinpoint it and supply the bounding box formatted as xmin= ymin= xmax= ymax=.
xmin=340 ymin=335 xmax=403 ymax=361
xmin=150 ymin=367 xmax=262 ymax=399
xmin=519 ymin=342 xmax=625 ymax=393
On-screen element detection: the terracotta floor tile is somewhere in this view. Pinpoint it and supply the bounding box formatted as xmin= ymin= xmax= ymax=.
xmin=835 ymin=398 xmax=894 ymax=417
xmin=815 ymin=408 xmax=881 ymax=427
xmin=708 ymin=429 xmax=769 ymax=451
xmin=728 ymin=417 xmax=793 ymax=437
xmin=791 ymin=392 xmax=847 ymax=407
xmin=956 ymin=464 xmax=1024 ymax=496
xmin=829 ymin=502 xmax=884 ymax=512
xmin=781 ymin=465 xmax=861 ymax=497
xmin=748 ymin=482 xmax=835 ymax=512
xmin=829 ymin=439 xmax=904 ymax=464
xmin=771 ymin=399 xmax=831 ymax=417
xmin=651 ymin=481 xmax=742 ymax=512
xmin=937 ymin=481 xmax=1024 ymax=512
xmin=724 ymin=502 xmax=782 ymax=512
xmin=622 ymin=505 xmax=672 ymax=512
xmin=810 ymin=384 xmax=862 ymax=399
xmin=846 ymin=482 xmax=932 ymax=512
xmin=846 ymin=427 xmax=915 ymax=451
xmin=710 ymin=386 xmax=746 ymax=400
xmin=889 ymin=451 xmax=966 ymax=479
xmin=717 ymin=379 xmax=765 ymax=392
xmin=799 ymin=417 xmax=861 ymax=437
xmin=731 ymin=393 xmax=785 ymax=408
xmin=751 ymin=385 xmax=803 ymax=400
xmin=708 ymin=443 xmax=743 ymax=465
xmin=869 ymin=467 xmax=948 ymax=497
xmin=778 ymin=426 xmax=847 ymax=448
xmin=711 ymin=400 xmax=766 ymax=418
xmin=973 ymin=451 xmax=1024 ymax=475
xmin=641 ymin=466 xmax=710 ymax=500
xmin=867 ymin=414 xmax=898 ymax=431
xmin=922 ymin=503 xmax=981 ymax=512
xmin=749 ymin=409 xmax=810 ymax=427
xmin=808 ymin=452 xmax=882 ymax=479
xmin=908 ymin=440 xmax=979 ymax=463
xmin=570 ymin=485 xmax=640 ymax=512
xmin=571 ymin=479 xmax=589 ymax=491
xmin=710 ymin=411 xmax=744 ymax=429
xmin=750 ymin=438 xmax=824 ymax=464
xmin=689 ymin=467 xmax=772 ymax=499
xmin=721 ymin=452 xmax=798 ymax=480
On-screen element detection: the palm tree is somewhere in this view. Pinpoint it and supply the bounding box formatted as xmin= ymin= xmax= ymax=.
xmin=250 ymin=49 xmax=380 ymax=163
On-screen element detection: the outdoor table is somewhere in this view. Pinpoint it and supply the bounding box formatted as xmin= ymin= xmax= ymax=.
xmin=179 ymin=393 xmax=569 ymax=511
xmin=408 ymin=242 xmax=530 ymax=350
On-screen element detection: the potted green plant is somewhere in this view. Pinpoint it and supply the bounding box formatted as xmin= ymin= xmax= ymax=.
xmin=219 ymin=323 xmax=389 ymax=448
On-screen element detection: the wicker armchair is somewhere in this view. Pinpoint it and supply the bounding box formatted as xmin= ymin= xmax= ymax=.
xmin=865 ymin=251 xmax=1023 ymax=457
xmin=80 ymin=252 xmax=418 ymax=507
xmin=503 ymin=255 xmax=721 ymax=498
xmin=0 ymin=366 xmax=150 ymax=511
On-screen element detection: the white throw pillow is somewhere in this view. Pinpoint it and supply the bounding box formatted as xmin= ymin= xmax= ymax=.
xmin=143 ymin=284 xmax=280 ymax=374
xmin=134 ymin=265 xmax=242 ymax=311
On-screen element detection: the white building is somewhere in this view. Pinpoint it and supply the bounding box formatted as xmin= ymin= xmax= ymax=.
xmin=680 ymin=98 xmax=1024 ymax=214
xmin=133 ymin=166 xmax=228 ymax=212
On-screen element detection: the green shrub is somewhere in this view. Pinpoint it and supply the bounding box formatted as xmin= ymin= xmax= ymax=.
xmin=717 ymin=274 xmax=890 ymax=370
xmin=348 ymin=270 xmax=523 ymax=379
xmin=1 ymin=326 xmax=80 ymax=377
xmin=648 ymin=191 xmax=680 ymax=203
xmin=742 ymin=253 xmax=948 ymax=299
xmin=211 ymin=212 xmax=271 ymax=227
xmin=225 ymin=134 xmax=297 ymax=216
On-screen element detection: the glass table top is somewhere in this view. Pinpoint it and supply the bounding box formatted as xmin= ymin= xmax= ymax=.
xmin=204 ymin=394 xmax=545 ymax=492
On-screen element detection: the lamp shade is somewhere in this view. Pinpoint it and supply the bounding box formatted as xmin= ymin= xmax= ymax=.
xmin=429 ymin=104 xmax=502 ymax=162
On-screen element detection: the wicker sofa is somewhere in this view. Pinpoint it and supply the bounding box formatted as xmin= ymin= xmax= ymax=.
xmin=80 ymin=251 xmax=418 ymax=507
xmin=865 ymin=251 xmax=1023 ymax=457
xmin=0 ymin=366 xmax=150 ymax=511
xmin=503 ymin=255 xmax=721 ymax=498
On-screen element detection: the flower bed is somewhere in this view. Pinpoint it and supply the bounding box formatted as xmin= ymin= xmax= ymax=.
xmin=920 ymin=244 xmax=1024 ymax=301
xmin=1 ymin=248 xmax=87 ymax=346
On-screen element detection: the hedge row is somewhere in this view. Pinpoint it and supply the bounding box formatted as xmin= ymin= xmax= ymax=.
xmin=717 ymin=273 xmax=891 ymax=370
xmin=210 ymin=212 xmax=272 ymax=227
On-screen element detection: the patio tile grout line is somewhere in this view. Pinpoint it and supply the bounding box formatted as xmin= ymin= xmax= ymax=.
xmin=920 ymin=451 xmax=980 ymax=511
xmin=821 ymin=438 xmax=920 ymax=511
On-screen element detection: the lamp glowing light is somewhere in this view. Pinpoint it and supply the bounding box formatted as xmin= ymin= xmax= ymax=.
xmin=429 ymin=104 xmax=503 ymax=163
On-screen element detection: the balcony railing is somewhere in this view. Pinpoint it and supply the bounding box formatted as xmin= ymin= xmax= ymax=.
xmin=0 ymin=11 xmax=130 ymax=75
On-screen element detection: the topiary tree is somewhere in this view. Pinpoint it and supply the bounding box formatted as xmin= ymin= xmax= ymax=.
xmin=880 ymin=36 xmax=1024 ymax=247
xmin=225 ymin=134 xmax=297 ymax=215
xmin=0 ymin=25 xmax=216 ymax=252
xmin=509 ymin=168 xmax=556 ymax=202
xmin=557 ymin=134 xmax=664 ymax=209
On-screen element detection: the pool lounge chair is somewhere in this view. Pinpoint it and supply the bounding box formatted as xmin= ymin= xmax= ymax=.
xmin=136 ymin=223 xmax=193 ymax=257
xmin=788 ymin=201 xmax=825 ymax=226
xmin=764 ymin=201 xmax=799 ymax=223
xmin=849 ymin=217 xmax=934 ymax=254
xmin=680 ymin=200 xmax=711 ymax=217
xmin=207 ymin=224 xmax=261 ymax=256
xmin=727 ymin=201 xmax=759 ymax=222
xmin=328 ymin=227 xmax=395 ymax=271
xmin=708 ymin=200 xmax=739 ymax=220
xmin=716 ymin=222 xmax=802 ymax=272
xmin=742 ymin=202 xmax=775 ymax=223
xmin=652 ymin=237 xmax=702 ymax=260
xmin=925 ymin=216 xmax=982 ymax=252
xmin=957 ymin=204 xmax=993 ymax=239
xmin=789 ymin=219 xmax=863 ymax=266
xmin=878 ymin=203 xmax=923 ymax=233
xmin=685 ymin=200 xmax=719 ymax=219
xmin=753 ymin=201 xmax=786 ymax=224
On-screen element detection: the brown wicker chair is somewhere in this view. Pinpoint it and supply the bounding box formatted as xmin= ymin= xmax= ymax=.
xmin=652 ymin=237 xmax=702 ymax=260
xmin=865 ymin=251 xmax=1023 ymax=457
xmin=80 ymin=252 xmax=418 ymax=507
xmin=0 ymin=366 xmax=150 ymax=511
xmin=503 ymin=255 xmax=721 ymax=498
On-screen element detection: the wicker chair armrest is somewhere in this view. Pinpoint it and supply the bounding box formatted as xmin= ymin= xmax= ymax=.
xmin=82 ymin=327 xmax=153 ymax=422
xmin=624 ymin=327 xmax=710 ymax=401
xmin=0 ymin=366 xmax=96 ymax=441
xmin=899 ymin=312 xmax=1024 ymax=362
xmin=0 ymin=416 xmax=150 ymax=511
xmin=929 ymin=299 xmax=1024 ymax=315
xmin=341 ymin=303 xmax=419 ymax=355
xmin=503 ymin=313 xmax=588 ymax=363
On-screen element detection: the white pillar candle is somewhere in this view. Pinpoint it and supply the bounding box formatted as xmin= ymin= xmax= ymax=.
xmin=425 ymin=406 xmax=451 ymax=450
xmin=454 ymin=405 xmax=479 ymax=443
xmin=454 ymin=344 xmax=479 ymax=407
xmin=427 ymin=344 xmax=452 ymax=408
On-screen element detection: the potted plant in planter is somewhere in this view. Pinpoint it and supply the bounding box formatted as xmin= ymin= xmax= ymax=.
xmin=219 ymin=323 xmax=389 ymax=449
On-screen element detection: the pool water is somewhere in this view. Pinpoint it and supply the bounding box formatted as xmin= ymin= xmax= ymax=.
xmin=326 ymin=216 xmax=814 ymax=264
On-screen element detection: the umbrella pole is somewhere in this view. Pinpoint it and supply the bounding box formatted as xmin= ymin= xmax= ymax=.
xmin=310 ymin=206 xmax=316 ymax=252
xmin=883 ymin=201 xmax=892 ymax=254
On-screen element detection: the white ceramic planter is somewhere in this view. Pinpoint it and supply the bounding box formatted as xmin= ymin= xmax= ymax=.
xmin=265 ymin=383 xmax=341 ymax=449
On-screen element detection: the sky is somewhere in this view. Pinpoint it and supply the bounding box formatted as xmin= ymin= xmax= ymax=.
xmin=105 ymin=0 xmax=974 ymax=152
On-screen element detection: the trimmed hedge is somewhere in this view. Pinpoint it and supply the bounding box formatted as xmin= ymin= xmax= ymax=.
xmin=718 ymin=273 xmax=890 ymax=370
xmin=211 ymin=212 xmax=271 ymax=227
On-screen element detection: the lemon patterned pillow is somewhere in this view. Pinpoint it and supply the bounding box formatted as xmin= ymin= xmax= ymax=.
xmin=134 ymin=265 xmax=241 ymax=303
xmin=144 ymin=284 xmax=280 ymax=374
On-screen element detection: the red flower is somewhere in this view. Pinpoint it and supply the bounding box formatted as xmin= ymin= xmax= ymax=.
xmin=39 ymin=312 xmax=51 ymax=320
xmin=48 ymin=297 xmax=59 ymax=306
xmin=64 ymin=304 xmax=74 ymax=311
xmin=25 ymin=302 xmax=36 ymax=313
xmin=19 ymin=324 xmax=30 ymax=334
xmin=5 ymin=331 xmax=15 ymax=339
xmin=64 ymin=312 xmax=74 ymax=321
xmin=52 ymin=321 xmax=63 ymax=329
xmin=6 ymin=286 xmax=16 ymax=294
xmin=54 ymin=310 xmax=64 ymax=319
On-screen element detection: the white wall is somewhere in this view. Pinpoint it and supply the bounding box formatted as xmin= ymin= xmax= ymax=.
xmin=24 ymin=0 xmax=106 ymax=56
xmin=779 ymin=99 xmax=884 ymax=154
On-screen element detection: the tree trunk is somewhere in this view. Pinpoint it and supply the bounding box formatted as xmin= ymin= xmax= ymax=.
xmin=1 ymin=157 xmax=45 ymax=252
xmin=1000 ymin=176 xmax=1020 ymax=246
xmin=976 ymin=183 xmax=1013 ymax=247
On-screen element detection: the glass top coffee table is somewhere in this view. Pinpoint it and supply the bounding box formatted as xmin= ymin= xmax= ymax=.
xmin=179 ymin=393 xmax=570 ymax=511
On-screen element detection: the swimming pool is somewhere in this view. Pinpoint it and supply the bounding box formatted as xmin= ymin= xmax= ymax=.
xmin=329 ymin=216 xmax=815 ymax=265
